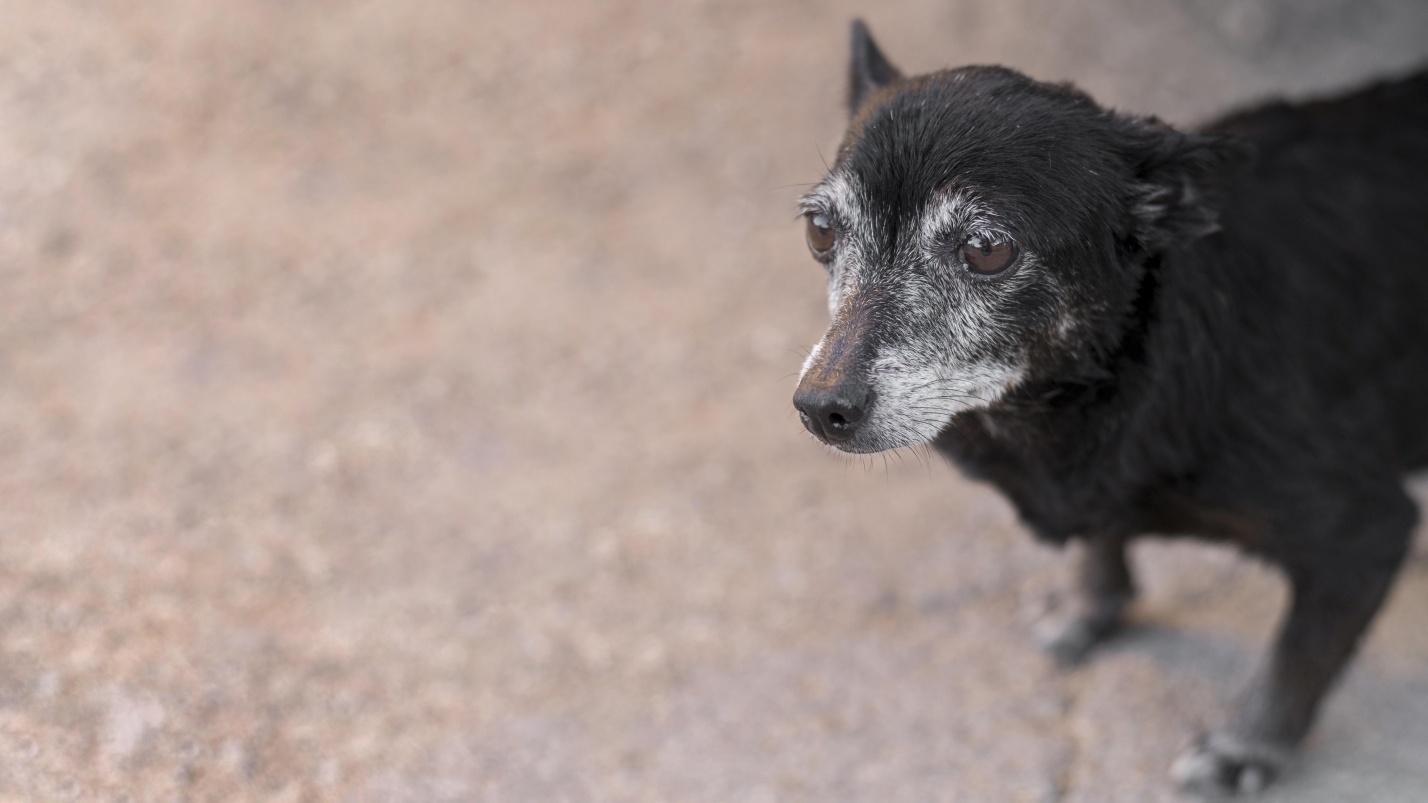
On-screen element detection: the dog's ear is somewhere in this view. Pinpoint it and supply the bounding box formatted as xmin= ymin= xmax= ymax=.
xmin=848 ymin=20 xmax=903 ymax=116
xmin=1123 ymin=118 xmax=1252 ymax=248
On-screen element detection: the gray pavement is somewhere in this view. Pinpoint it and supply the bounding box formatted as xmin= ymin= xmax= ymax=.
xmin=1 ymin=0 xmax=1426 ymax=800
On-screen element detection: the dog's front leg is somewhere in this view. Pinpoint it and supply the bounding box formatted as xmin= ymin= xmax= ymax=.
xmin=1035 ymin=532 xmax=1135 ymax=666
xmin=1173 ymin=490 xmax=1415 ymax=796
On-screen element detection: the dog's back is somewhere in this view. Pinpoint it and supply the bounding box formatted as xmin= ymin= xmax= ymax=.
xmin=1187 ymin=72 xmax=1428 ymax=469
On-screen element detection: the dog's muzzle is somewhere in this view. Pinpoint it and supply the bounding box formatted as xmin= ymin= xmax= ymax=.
xmin=796 ymin=294 xmax=882 ymax=446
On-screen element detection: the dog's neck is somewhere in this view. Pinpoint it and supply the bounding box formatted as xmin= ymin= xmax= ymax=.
xmin=952 ymin=246 xmax=1169 ymax=459
xmin=1103 ymin=249 xmax=1165 ymax=372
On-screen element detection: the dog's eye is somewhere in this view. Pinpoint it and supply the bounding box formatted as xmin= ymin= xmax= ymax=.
xmin=959 ymin=238 xmax=1021 ymax=276
xmin=805 ymin=213 xmax=836 ymax=261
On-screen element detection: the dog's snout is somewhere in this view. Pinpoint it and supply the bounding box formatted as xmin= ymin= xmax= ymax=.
xmin=794 ymin=381 xmax=872 ymax=444
xmin=797 ymin=292 xmax=880 ymax=446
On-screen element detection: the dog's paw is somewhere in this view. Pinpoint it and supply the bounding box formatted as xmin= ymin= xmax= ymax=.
xmin=1032 ymin=597 xmax=1124 ymax=667
xmin=1034 ymin=612 xmax=1106 ymax=666
xmin=1171 ymin=731 xmax=1290 ymax=798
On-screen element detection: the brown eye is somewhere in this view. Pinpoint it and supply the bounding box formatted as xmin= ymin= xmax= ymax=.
xmin=959 ymin=238 xmax=1021 ymax=276
xmin=805 ymin=213 xmax=836 ymax=260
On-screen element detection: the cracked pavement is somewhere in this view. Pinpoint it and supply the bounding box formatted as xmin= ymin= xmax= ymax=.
xmin=1 ymin=0 xmax=1427 ymax=800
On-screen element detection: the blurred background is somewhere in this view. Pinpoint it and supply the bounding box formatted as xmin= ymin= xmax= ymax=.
xmin=2 ymin=1 xmax=1428 ymax=800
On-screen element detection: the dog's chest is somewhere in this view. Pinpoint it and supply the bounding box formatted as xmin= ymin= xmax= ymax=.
xmin=933 ymin=412 xmax=1269 ymax=548
xmin=932 ymin=414 xmax=1139 ymax=542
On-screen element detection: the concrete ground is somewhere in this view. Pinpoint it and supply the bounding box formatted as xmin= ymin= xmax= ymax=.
xmin=2 ymin=0 xmax=1427 ymax=800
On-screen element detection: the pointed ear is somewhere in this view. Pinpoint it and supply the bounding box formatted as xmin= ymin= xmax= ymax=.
xmin=848 ymin=20 xmax=903 ymax=116
xmin=1125 ymin=118 xmax=1252 ymax=248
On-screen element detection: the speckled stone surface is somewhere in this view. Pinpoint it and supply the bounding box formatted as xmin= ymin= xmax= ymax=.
xmin=1 ymin=1 xmax=1426 ymax=800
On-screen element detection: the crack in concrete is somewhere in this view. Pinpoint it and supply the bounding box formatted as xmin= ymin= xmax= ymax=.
xmin=1045 ymin=667 xmax=1088 ymax=803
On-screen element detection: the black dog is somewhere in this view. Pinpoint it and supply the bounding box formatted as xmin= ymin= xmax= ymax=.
xmin=792 ymin=20 xmax=1428 ymax=796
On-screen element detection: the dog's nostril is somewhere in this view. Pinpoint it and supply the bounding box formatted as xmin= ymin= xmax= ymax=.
xmin=792 ymin=382 xmax=872 ymax=443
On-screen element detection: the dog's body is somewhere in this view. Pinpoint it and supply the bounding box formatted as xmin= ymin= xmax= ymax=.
xmin=793 ymin=22 xmax=1428 ymax=796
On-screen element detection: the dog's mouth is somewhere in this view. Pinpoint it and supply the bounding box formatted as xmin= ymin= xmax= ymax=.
xmin=793 ymin=399 xmax=951 ymax=455
xmin=793 ymin=357 xmax=1025 ymax=453
xmin=793 ymin=382 xmax=944 ymax=454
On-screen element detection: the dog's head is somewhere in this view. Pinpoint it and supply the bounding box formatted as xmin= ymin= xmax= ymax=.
xmin=793 ymin=21 xmax=1245 ymax=453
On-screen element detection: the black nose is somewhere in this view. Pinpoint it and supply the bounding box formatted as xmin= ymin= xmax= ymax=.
xmin=793 ymin=382 xmax=871 ymax=443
